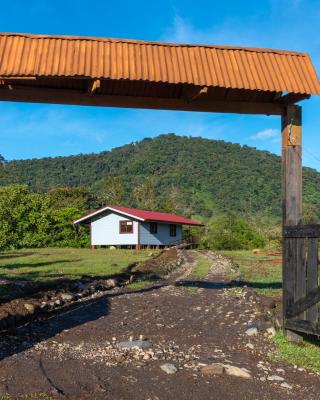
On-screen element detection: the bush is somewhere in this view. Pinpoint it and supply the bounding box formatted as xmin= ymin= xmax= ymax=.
xmin=0 ymin=185 xmax=89 ymax=250
xmin=200 ymin=213 xmax=265 ymax=250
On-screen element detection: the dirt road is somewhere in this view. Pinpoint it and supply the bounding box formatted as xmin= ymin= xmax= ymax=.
xmin=0 ymin=251 xmax=319 ymax=400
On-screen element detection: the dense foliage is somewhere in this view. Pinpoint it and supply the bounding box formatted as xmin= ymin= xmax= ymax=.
xmin=0 ymin=134 xmax=319 ymax=251
xmin=200 ymin=214 xmax=266 ymax=250
xmin=0 ymin=185 xmax=89 ymax=250
xmin=1 ymin=134 xmax=320 ymax=219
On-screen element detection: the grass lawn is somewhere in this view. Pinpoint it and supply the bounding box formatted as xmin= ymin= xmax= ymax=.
xmin=191 ymin=252 xmax=212 ymax=277
xmin=127 ymin=279 xmax=154 ymax=290
xmin=271 ymin=331 xmax=320 ymax=372
xmin=221 ymin=250 xmax=282 ymax=297
xmin=0 ymin=247 xmax=153 ymax=284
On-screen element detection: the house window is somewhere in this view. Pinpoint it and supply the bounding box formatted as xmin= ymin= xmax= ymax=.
xmin=170 ymin=224 xmax=177 ymax=237
xmin=150 ymin=222 xmax=158 ymax=234
xmin=120 ymin=220 xmax=133 ymax=234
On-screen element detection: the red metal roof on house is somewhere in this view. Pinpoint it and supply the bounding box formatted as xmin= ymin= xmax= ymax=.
xmin=111 ymin=206 xmax=202 ymax=225
xmin=74 ymin=205 xmax=203 ymax=226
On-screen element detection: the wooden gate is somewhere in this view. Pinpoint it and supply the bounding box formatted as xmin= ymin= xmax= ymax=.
xmin=283 ymin=224 xmax=320 ymax=335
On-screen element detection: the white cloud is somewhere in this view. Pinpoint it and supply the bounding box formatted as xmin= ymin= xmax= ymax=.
xmin=160 ymin=15 xmax=258 ymax=46
xmin=250 ymin=128 xmax=280 ymax=141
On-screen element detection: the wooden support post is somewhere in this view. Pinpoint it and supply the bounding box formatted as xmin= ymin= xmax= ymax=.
xmin=136 ymin=222 xmax=141 ymax=250
xmin=282 ymin=105 xmax=304 ymax=335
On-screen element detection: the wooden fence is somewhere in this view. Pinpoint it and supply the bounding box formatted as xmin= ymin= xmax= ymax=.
xmin=283 ymin=224 xmax=320 ymax=335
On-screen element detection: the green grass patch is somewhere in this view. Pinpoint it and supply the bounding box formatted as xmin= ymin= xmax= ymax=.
xmin=128 ymin=279 xmax=153 ymax=290
xmin=271 ymin=331 xmax=320 ymax=371
xmin=221 ymin=250 xmax=282 ymax=297
xmin=191 ymin=253 xmax=212 ymax=277
xmin=185 ymin=285 xmax=199 ymax=294
xmin=0 ymin=247 xmax=153 ymax=284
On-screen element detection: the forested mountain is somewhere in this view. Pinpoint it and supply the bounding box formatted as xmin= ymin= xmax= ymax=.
xmin=1 ymin=134 xmax=320 ymax=219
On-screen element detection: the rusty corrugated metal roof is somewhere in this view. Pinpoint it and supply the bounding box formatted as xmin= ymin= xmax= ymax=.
xmin=0 ymin=32 xmax=319 ymax=95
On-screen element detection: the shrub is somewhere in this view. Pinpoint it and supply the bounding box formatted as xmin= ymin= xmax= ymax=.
xmin=0 ymin=185 xmax=89 ymax=250
xmin=200 ymin=213 xmax=265 ymax=250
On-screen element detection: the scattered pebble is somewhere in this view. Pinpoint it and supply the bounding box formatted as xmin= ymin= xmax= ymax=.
xmin=281 ymin=382 xmax=293 ymax=390
xmin=267 ymin=375 xmax=285 ymax=382
xmin=160 ymin=363 xmax=178 ymax=374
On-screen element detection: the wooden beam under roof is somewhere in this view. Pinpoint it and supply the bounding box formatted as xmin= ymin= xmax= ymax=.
xmin=0 ymin=85 xmax=284 ymax=115
xmin=276 ymin=93 xmax=310 ymax=105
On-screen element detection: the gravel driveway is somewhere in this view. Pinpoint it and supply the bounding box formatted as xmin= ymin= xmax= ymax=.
xmin=0 ymin=251 xmax=319 ymax=400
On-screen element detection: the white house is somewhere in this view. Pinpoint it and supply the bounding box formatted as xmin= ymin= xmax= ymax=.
xmin=74 ymin=205 xmax=203 ymax=249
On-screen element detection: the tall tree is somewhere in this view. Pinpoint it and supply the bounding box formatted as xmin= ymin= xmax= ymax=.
xmin=92 ymin=176 xmax=126 ymax=207
xmin=0 ymin=155 xmax=6 ymax=178
xmin=47 ymin=186 xmax=91 ymax=210
xmin=133 ymin=177 xmax=158 ymax=210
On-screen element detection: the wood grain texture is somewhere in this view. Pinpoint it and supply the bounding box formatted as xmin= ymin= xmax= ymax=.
xmin=306 ymin=238 xmax=319 ymax=322
xmin=0 ymin=86 xmax=284 ymax=115
xmin=282 ymin=105 xmax=303 ymax=329
xmin=284 ymin=224 xmax=320 ymax=238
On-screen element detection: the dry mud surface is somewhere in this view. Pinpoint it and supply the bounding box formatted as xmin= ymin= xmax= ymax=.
xmin=0 ymin=251 xmax=319 ymax=400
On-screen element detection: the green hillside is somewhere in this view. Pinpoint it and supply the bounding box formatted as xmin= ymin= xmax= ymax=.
xmin=1 ymin=134 xmax=320 ymax=219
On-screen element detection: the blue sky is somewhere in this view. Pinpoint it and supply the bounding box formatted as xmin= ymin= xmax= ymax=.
xmin=0 ymin=0 xmax=320 ymax=170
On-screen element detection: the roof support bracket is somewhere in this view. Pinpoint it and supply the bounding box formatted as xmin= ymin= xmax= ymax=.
xmin=184 ymin=86 xmax=208 ymax=103
xmin=87 ymin=79 xmax=101 ymax=96
xmin=0 ymin=80 xmax=13 ymax=90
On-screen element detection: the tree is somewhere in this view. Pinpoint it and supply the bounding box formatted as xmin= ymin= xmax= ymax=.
xmin=50 ymin=207 xmax=89 ymax=248
xmin=0 ymin=185 xmax=89 ymax=250
xmin=0 ymin=154 xmax=6 ymax=178
xmin=303 ymin=202 xmax=319 ymax=224
xmin=0 ymin=185 xmax=52 ymax=249
xmin=91 ymin=176 xmax=126 ymax=207
xmin=200 ymin=213 xmax=265 ymax=250
xmin=47 ymin=186 xmax=91 ymax=210
xmin=133 ymin=177 xmax=158 ymax=210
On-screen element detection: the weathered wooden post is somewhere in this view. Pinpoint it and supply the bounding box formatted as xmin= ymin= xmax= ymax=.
xmin=282 ymin=105 xmax=304 ymax=334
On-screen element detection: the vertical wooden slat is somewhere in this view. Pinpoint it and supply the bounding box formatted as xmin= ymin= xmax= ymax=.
xmin=306 ymin=238 xmax=319 ymax=322
xmin=284 ymin=238 xmax=296 ymax=321
xmin=282 ymin=105 xmax=303 ymax=330
xmin=296 ymin=237 xmax=306 ymax=319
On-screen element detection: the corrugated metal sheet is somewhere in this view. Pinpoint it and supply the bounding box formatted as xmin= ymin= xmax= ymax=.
xmin=74 ymin=206 xmax=203 ymax=226
xmin=0 ymin=33 xmax=319 ymax=95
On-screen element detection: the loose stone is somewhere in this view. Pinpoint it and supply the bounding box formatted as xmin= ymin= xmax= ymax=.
xmin=267 ymin=375 xmax=285 ymax=382
xmin=266 ymin=327 xmax=276 ymax=337
xmin=245 ymin=327 xmax=258 ymax=336
xmin=281 ymin=382 xmax=293 ymax=389
xmin=201 ymin=363 xmax=225 ymax=376
xmin=160 ymin=363 xmax=178 ymax=374
xmin=24 ymin=303 xmax=35 ymax=313
xmin=225 ymin=365 xmax=252 ymax=379
xmin=60 ymin=293 xmax=74 ymax=302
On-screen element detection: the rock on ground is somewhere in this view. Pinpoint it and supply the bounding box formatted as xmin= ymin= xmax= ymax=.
xmin=201 ymin=363 xmax=225 ymax=376
xmin=160 ymin=363 xmax=178 ymax=374
xmin=267 ymin=375 xmax=285 ymax=382
xmin=245 ymin=327 xmax=258 ymax=336
xmin=225 ymin=365 xmax=252 ymax=379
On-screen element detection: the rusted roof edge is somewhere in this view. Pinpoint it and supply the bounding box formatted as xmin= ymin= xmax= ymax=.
xmin=0 ymin=32 xmax=309 ymax=57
